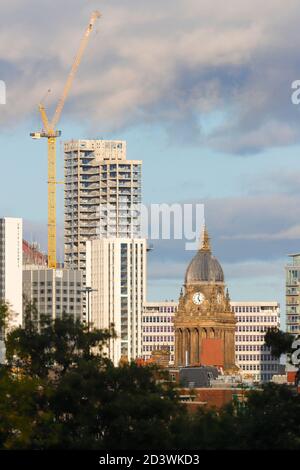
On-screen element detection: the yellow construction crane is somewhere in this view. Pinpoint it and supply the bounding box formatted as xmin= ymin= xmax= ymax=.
xmin=31 ymin=10 xmax=101 ymax=269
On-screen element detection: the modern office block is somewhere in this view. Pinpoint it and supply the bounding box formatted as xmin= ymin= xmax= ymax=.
xmin=232 ymin=301 xmax=281 ymax=382
xmin=87 ymin=238 xmax=146 ymax=366
xmin=142 ymin=301 xmax=178 ymax=365
xmin=23 ymin=268 xmax=83 ymax=328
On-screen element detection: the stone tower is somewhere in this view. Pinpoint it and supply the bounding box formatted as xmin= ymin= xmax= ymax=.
xmin=174 ymin=227 xmax=237 ymax=373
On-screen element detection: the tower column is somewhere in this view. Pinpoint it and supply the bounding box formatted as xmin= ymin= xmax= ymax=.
xmin=192 ymin=328 xmax=200 ymax=365
xmin=180 ymin=328 xmax=184 ymax=366
xmin=190 ymin=329 xmax=195 ymax=365
xmin=224 ymin=327 xmax=236 ymax=370
xmin=183 ymin=329 xmax=190 ymax=366
xmin=175 ymin=329 xmax=179 ymax=366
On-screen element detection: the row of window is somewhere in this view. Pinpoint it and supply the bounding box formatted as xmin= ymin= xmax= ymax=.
xmin=143 ymin=326 xmax=174 ymax=333
xmin=143 ymin=336 xmax=174 ymax=343
xmin=33 ymin=297 xmax=80 ymax=303
xmin=33 ymin=290 xmax=82 ymax=295
xmin=287 ymin=324 xmax=300 ymax=330
xmin=236 ymin=344 xmax=270 ymax=352
xmin=236 ymin=316 xmax=278 ymax=323
xmin=237 ymin=325 xmax=271 ymax=332
xmin=232 ymin=306 xmax=262 ymax=313
xmin=143 ymin=316 xmax=174 ymax=323
xmin=236 ymin=335 xmax=267 ymax=342
xmin=142 ymin=345 xmax=175 ymax=352
xmin=32 ymin=281 xmax=81 ymax=287
xmin=237 ymin=354 xmax=276 ymax=361
xmin=240 ymin=364 xmax=279 ymax=371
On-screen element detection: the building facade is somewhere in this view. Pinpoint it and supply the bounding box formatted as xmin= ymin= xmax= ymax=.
xmin=174 ymin=228 xmax=237 ymax=373
xmin=285 ymin=253 xmax=300 ymax=335
xmin=23 ymin=240 xmax=47 ymax=267
xmin=23 ymin=268 xmax=83 ymax=328
xmin=142 ymin=301 xmax=178 ymax=365
xmin=64 ymin=139 xmax=142 ymax=275
xmin=232 ymin=301 xmax=281 ymax=382
xmin=0 ymin=217 xmax=23 ymax=328
xmin=87 ymin=238 xmax=146 ymax=366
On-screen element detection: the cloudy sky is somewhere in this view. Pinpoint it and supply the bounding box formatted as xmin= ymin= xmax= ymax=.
xmin=1 ymin=0 xmax=300 ymax=323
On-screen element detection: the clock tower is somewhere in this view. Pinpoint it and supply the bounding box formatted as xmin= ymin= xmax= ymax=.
xmin=174 ymin=227 xmax=237 ymax=373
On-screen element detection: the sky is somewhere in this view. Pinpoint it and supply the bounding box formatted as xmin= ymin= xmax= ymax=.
xmin=1 ymin=0 xmax=300 ymax=326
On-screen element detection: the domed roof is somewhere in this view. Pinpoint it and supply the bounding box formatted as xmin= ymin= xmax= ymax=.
xmin=185 ymin=228 xmax=224 ymax=284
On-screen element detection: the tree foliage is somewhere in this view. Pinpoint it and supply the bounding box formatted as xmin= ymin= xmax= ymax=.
xmin=1 ymin=301 xmax=300 ymax=450
xmin=265 ymin=328 xmax=295 ymax=358
xmin=0 ymin=301 xmax=183 ymax=449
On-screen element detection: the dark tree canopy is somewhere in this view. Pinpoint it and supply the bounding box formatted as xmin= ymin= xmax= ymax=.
xmin=0 ymin=301 xmax=300 ymax=450
xmin=265 ymin=328 xmax=295 ymax=358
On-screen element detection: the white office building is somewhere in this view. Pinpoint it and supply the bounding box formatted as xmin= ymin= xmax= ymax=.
xmin=142 ymin=301 xmax=178 ymax=365
xmin=0 ymin=217 xmax=23 ymax=328
xmin=87 ymin=238 xmax=146 ymax=365
xmin=232 ymin=301 xmax=281 ymax=382
xmin=141 ymin=299 xmax=281 ymax=381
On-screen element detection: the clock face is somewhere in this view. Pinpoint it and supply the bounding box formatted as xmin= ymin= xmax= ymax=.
xmin=193 ymin=292 xmax=205 ymax=305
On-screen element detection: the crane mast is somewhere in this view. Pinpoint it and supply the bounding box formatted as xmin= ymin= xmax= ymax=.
xmin=31 ymin=11 xmax=101 ymax=269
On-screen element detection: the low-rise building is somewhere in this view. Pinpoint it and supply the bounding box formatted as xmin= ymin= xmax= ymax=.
xmin=23 ymin=267 xmax=83 ymax=328
xmin=142 ymin=301 xmax=178 ymax=365
xmin=142 ymin=299 xmax=281 ymax=382
xmin=232 ymin=301 xmax=281 ymax=382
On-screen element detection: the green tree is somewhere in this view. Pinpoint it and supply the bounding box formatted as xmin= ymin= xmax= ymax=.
xmin=5 ymin=302 xmax=113 ymax=379
xmin=2 ymin=302 xmax=300 ymax=450
xmin=170 ymin=383 xmax=300 ymax=450
xmin=0 ymin=300 xmax=11 ymax=334
xmin=0 ymin=303 xmax=184 ymax=449
xmin=265 ymin=328 xmax=295 ymax=358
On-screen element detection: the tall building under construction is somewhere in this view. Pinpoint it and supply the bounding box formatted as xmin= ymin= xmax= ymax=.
xmin=64 ymin=139 xmax=142 ymax=279
xmin=64 ymin=139 xmax=146 ymax=364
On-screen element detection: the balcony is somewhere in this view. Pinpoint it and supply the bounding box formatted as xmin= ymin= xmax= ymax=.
xmin=80 ymin=191 xmax=99 ymax=198
xmin=80 ymin=199 xmax=99 ymax=205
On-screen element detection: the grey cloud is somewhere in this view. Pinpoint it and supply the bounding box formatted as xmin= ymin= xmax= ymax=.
xmin=1 ymin=0 xmax=300 ymax=153
xmin=241 ymin=170 xmax=300 ymax=196
xmin=146 ymin=192 xmax=300 ymax=271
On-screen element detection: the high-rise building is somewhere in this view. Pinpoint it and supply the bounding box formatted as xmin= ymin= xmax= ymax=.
xmin=64 ymin=139 xmax=145 ymax=362
xmin=64 ymin=139 xmax=142 ymax=277
xmin=142 ymin=301 xmax=178 ymax=365
xmin=87 ymin=238 xmax=146 ymax=366
xmin=232 ymin=301 xmax=281 ymax=382
xmin=285 ymin=253 xmax=300 ymax=335
xmin=0 ymin=217 xmax=23 ymax=328
xmin=23 ymin=268 xmax=83 ymax=328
